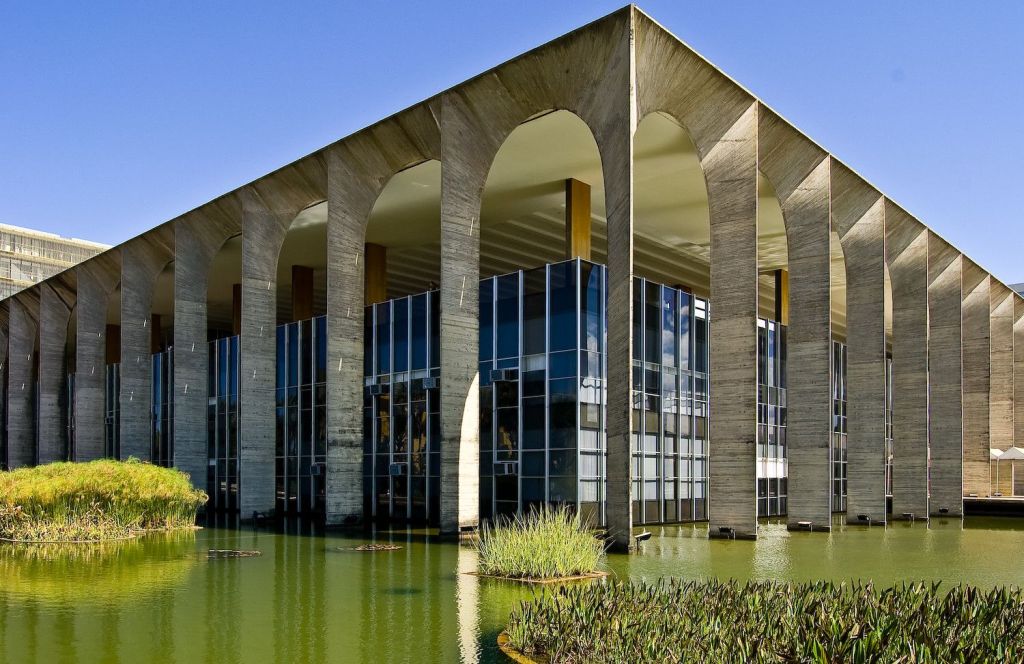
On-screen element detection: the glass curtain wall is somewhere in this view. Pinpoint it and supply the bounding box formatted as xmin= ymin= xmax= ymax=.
xmin=363 ymin=293 xmax=441 ymax=524
xmin=831 ymin=340 xmax=849 ymax=512
xmin=275 ymin=316 xmax=328 ymax=516
xmin=476 ymin=258 xmax=709 ymax=527
xmin=631 ymin=277 xmax=710 ymax=525
xmin=151 ymin=348 xmax=173 ymax=467
xmin=757 ymin=318 xmax=788 ymax=517
xmin=207 ymin=335 xmax=239 ymax=512
xmin=104 ymin=363 xmax=120 ymax=458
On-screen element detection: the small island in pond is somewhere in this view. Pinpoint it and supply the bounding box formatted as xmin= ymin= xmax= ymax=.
xmin=474 ymin=506 xmax=607 ymax=582
xmin=0 ymin=459 xmax=207 ymax=543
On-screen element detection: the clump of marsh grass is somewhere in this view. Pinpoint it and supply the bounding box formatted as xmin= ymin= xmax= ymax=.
xmin=505 ymin=579 xmax=1024 ymax=663
xmin=0 ymin=459 xmax=207 ymax=542
xmin=476 ymin=505 xmax=606 ymax=580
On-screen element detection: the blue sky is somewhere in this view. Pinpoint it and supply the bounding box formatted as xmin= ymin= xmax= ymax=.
xmin=1 ymin=1 xmax=1021 ymax=283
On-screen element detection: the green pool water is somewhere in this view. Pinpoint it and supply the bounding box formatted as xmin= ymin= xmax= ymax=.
xmin=2 ymin=517 xmax=1023 ymax=663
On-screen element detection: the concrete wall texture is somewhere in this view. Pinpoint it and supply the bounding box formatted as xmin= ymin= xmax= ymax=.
xmin=2 ymin=7 xmax=1021 ymax=541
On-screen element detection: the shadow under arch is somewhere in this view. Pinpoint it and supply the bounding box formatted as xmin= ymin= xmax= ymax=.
xmin=634 ymin=110 xmax=711 ymax=291
xmin=480 ymin=109 xmax=604 ymax=276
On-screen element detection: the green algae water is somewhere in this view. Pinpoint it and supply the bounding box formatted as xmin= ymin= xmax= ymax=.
xmin=2 ymin=517 xmax=1024 ymax=663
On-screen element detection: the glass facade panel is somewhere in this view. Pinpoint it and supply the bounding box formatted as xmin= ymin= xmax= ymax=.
xmin=275 ymin=316 xmax=328 ymax=516
xmin=757 ymin=318 xmax=788 ymax=517
xmin=151 ymin=348 xmax=174 ymax=467
xmin=104 ymin=363 xmax=120 ymax=459
xmin=208 ymin=336 xmax=239 ymax=512
xmin=831 ymin=340 xmax=848 ymax=512
xmin=363 ymin=294 xmax=441 ymax=524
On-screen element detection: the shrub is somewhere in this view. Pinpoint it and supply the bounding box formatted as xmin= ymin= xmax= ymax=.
xmin=476 ymin=505 xmax=605 ymax=580
xmin=0 ymin=459 xmax=207 ymax=542
xmin=505 ymin=579 xmax=1024 ymax=663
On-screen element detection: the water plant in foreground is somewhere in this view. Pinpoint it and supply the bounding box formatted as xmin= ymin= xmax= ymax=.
xmin=475 ymin=505 xmax=605 ymax=580
xmin=0 ymin=459 xmax=207 ymax=542
xmin=504 ymin=578 xmax=1024 ymax=663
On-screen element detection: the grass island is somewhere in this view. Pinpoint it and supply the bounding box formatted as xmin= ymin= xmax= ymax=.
xmin=0 ymin=459 xmax=207 ymax=543
xmin=474 ymin=506 xmax=607 ymax=582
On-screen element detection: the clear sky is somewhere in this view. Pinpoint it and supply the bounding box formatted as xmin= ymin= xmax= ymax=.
xmin=2 ymin=1 xmax=1021 ymax=283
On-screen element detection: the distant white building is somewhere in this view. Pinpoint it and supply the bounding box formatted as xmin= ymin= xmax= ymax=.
xmin=0 ymin=223 xmax=108 ymax=299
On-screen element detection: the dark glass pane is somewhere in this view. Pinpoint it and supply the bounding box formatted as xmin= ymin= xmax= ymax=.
xmin=580 ymin=262 xmax=602 ymax=354
xmin=523 ymin=268 xmax=546 ymax=356
xmin=411 ymin=294 xmax=428 ymax=370
xmin=521 ymin=398 xmax=545 ymax=449
xmin=393 ymin=297 xmax=409 ymax=373
xmin=375 ymin=303 xmax=390 ymax=375
xmin=549 ymin=261 xmax=575 ymax=352
xmin=645 ymin=281 xmax=660 ymax=365
xmin=496 ymin=274 xmax=519 ymax=359
xmin=479 ymin=280 xmax=493 ymax=362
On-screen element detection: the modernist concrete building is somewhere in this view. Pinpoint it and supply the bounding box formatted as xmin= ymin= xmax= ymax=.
xmin=2 ymin=7 xmax=1022 ymax=550
xmin=0 ymin=224 xmax=107 ymax=300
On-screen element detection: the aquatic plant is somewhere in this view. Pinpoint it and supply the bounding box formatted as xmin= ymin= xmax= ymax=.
xmin=505 ymin=578 xmax=1024 ymax=663
xmin=475 ymin=505 xmax=605 ymax=580
xmin=0 ymin=459 xmax=207 ymax=542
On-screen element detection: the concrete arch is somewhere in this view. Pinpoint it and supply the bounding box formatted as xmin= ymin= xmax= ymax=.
xmin=635 ymin=10 xmax=759 ymax=539
xmin=434 ymin=9 xmax=633 ymax=539
xmin=961 ymin=260 xmax=990 ymax=497
xmin=830 ymin=160 xmax=888 ymax=525
xmin=7 ymin=290 xmax=39 ymax=468
xmin=324 ymin=102 xmax=441 ymax=525
xmin=74 ymin=251 xmax=121 ymax=460
xmin=237 ymin=154 xmax=327 ymax=517
xmin=119 ymin=227 xmax=174 ymax=460
xmin=37 ymin=276 xmax=75 ymax=464
xmin=928 ymin=233 xmax=963 ymax=515
xmin=0 ymin=323 xmax=6 ymax=470
xmin=757 ymin=108 xmax=833 ymax=530
xmin=884 ymin=202 xmax=930 ymax=519
xmin=1016 ymin=296 xmax=1024 ymax=451
xmin=173 ymin=197 xmax=244 ymax=492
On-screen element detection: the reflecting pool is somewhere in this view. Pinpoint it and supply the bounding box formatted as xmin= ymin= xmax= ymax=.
xmin=2 ymin=518 xmax=1024 ymax=663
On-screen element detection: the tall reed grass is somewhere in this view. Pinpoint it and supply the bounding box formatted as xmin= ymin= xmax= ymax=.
xmin=505 ymin=578 xmax=1024 ymax=663
xmin=0 ymin=459 xmax=207 ymax=542
xmin=476 ymin=505 xmax=605 ymax=580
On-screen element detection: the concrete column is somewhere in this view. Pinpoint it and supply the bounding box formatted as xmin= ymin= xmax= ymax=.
xmin=927 ymin=236 xmax=963 ymax=516
xmin=990 ymin=283 xmax=1014 ymax=460
xmin=1016 ymin=297 xmax=1024 ymax=449
xmin=886 ymin=204 xmax=929 ymax=519
xmin=174 ymin=209 xmax=239 ymax=493
xmin=832 ymin=162 xmax=887 ymax=525
xmin=119 ymin=239 xmax=171 ymax=460
xmin=7 ymin=295 xmax=38 ymax=468
xmin=239 ymin=188 xmax=292 ymax=517
xmin=37 ymin=282 xmax=73 ymax=464
xmin=324 ymin=106 xmax=441 ymax=528
xmin=74 ymin=259 xmax=119 ymax=461
xmin=704 ymin=103 xmax=759 ymax=540
xmin=325 ymin=148 xmax=372 ymax=527
xmin=565 ymin=178 xmax=592 ymax=260
xmin=758 ymin=110 xmax=832 ymax=532
xmin=0 ymin=328 xmax=7 ymax=470
xmin=598 ymin=94 xmax=636 ymax=552
xmin=438 ymin=92 xmax=485 ymax=537
xmin=961 ymin=262 xmax=990 ymax=497
xmin=364 ymin=244 xmax=388 ymax=306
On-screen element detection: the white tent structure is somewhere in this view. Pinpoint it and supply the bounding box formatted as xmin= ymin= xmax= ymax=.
xmin=992 ymin=448 xmax=1024 ymax=497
